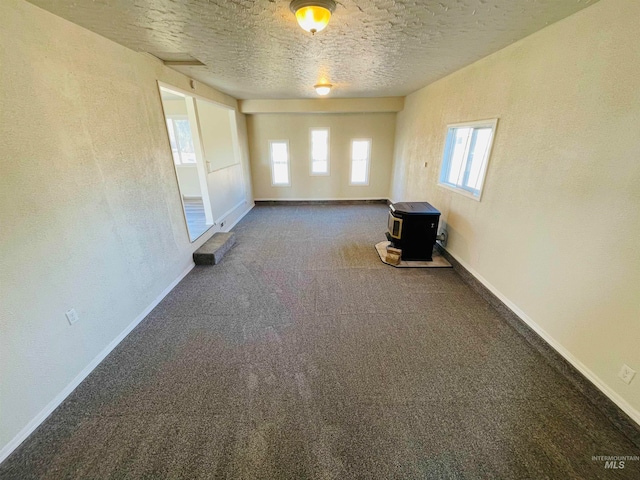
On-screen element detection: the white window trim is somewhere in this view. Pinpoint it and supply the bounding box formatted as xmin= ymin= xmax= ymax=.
xmin=166 ymin=115 xmax=197 ymax=166
xmin=349 ymin=138 xmax=372 ymax=186
xmin=269 ymin=139 xmax=291 ymax=187
xmin=309 ymin=127 xmax=330 ymax=176
xmin=437 ymin=118 xmax=498 ymax=202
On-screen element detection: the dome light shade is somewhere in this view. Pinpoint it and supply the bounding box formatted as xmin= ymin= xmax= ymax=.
xmin=295 ymin=6 xmax=331 ymax=33
xmin=290 ymin=0 xmax=336 ymax=34
xmin=314 ymin=84 xmax=332 ymax=95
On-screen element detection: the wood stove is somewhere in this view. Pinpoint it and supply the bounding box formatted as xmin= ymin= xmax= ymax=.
xmin=386 ymin=202 xmax=441 ymax=261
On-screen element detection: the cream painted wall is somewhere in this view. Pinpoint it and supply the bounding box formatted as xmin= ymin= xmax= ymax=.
xmin=175 ymin=167 xmax=202 ymax=198
xmin=0 ymin=0 xmax=253 ymax=457
xmin=161 ymin=98 xmax=188 ymax=116
xmin=195 ymin=99 xmax=247 ymax=223
xmin=248 ymin=113 xmax=396 ymax=200
xmin=196 ymin=99 xmax=239 ymax=173
xmin=240 ymin=97 xmax=404 ymax=114
xmin=390 ymin=0 xmax=640 ymax=419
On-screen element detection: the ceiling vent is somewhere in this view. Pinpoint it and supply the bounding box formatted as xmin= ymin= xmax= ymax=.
xmin=149 ymin=52 xmax=205 ymax=67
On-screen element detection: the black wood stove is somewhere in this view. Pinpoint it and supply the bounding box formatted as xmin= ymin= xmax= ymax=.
xmin=386 ymin=202 xmax=441 ymax=261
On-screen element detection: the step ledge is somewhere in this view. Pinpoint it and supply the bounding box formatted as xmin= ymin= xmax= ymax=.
xmin=193 ymin=232 xmax=236 ymax=265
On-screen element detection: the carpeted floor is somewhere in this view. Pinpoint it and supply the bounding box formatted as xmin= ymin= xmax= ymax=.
xmin=1 ymin=204 xmax=638 ymax=479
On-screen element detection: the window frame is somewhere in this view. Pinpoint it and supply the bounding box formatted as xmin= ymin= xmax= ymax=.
xmin=166 ymin=115 xmax=197 ymax=166
xmin=268 ymin=139 xmax=291 ymax=187
xmin=349 ymin=138 xmax=372 ymax=186
xmin=309 ymin=127 xmax=330 ymax=176
xmin=437 ymin=118 xmax=498 ymax=201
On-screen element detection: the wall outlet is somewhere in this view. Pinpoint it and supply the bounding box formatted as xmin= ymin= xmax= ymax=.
xmin=65 ymin=308 xmax=79 ymax=325
xmin=618 ymin=364 xmax=636 ymax=385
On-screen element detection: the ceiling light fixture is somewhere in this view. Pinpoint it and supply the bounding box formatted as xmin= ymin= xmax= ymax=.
xmin=314 ymin=83 xmax=332 ymax=95
xmin=290 ymin=0 xmax=336 ymax=34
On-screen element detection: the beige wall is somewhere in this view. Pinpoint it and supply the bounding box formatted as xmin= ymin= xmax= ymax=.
xmin=0 ymin=0 xmax=252 ymax=457
xmin=196 ymin=99 xmax=239 ymax=173
xmin=175 ymin=166 xmax=202 ymax=198
xmin=390 ymin=0 xmax=640 ymax=420
xmin=240 ymin=97 xmax=404 ymax=114
xmin=161 ymin=98 xmax=188 ymax=116
xmin=195 ymin=99 xmax=248 ymax=224
xmin=248 ymin=113 xmax=396 ymax=200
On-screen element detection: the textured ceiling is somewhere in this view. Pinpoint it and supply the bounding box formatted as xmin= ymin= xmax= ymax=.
xmin=27 ymin=0 xmax=598 ymax=99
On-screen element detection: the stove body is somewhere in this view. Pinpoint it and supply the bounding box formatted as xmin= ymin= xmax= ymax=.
xmin=386 ymin=202 xmax=441 ymax=261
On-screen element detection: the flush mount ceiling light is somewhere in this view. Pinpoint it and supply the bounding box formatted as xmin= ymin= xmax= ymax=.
xmin=314 ymin=83 xmax=332 ymax=95
xmin=290 ymin=0 xmax=336 ymax=34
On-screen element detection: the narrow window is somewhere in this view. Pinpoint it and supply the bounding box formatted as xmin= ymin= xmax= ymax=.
xmin=166 ymin=117 xmax=196 ymax=165
xmin=438 ymin=119 xmax=497 ymax=200
xmin=310 ymin=128 xmax=330 ymax=175
xmin=269 ymin=140 xmax=290 ymax=186
xmin=350 ymin=139 xmax=371 ymax=185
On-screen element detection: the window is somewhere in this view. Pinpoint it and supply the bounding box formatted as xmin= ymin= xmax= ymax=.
xmin=269 ymin=140 xmax=290 ymax=186
xmin=438 ymin=119 xmax=497 ymax=200
xmin=350 ymin=139 xmax=371 ymax=185
xmin=165 ymin=116 xmax=196 ymax=165
xmin=310 ymin=128 xmax=330 ymax=175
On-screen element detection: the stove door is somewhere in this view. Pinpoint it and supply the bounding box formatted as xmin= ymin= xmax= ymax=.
xmin=388 ymin=212 xmax=403 ymax=240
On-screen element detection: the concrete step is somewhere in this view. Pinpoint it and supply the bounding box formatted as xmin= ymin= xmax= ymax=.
xmin=193 ymin=232 xmax=236 ymax=265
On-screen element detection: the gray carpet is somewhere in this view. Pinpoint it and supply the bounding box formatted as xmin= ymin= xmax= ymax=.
xmin=1 ymin=204 xmax=638 ymax=479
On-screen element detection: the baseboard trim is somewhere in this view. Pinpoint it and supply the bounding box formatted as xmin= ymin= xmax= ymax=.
xmin=436 ymin=245 xmax=640 ymax=448
xmin=254 ymin=198 xmax=388 ymax=205
xmin=224 ymin=201 xmax=254 ymax=232
xmin=214 ymin=199 xmax=250 ymax=227
xmin=0 ymin=262 xmax=196 ymax=465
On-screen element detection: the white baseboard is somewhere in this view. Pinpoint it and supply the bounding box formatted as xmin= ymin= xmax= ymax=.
xmin=0 ymin=262 xmax=195 ymax=465
xmin=447 ymin=249 xmax=640 ymax=426
xmin=254 ymin=197 xmax=388 ymax=202
xmin=215 ymin=199 xmax=250 ymax=228
xmin=224 ymin=201 xmax=254 ymax=232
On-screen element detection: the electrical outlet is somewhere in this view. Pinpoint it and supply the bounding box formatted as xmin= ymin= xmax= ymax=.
xmin=618 ymin=364 xmax=636 ymax=385
xmin=65 ymin=308 xmax=79 ymax=325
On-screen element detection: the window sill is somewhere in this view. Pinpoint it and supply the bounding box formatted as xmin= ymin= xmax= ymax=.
xmin=437 ymin=182 xmax=482 ymax=201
